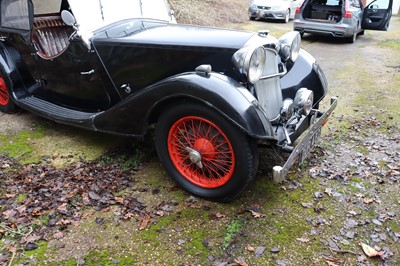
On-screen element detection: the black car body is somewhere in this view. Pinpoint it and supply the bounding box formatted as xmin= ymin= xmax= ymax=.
xmin=0 ymin=0 xmax=337 ymax=201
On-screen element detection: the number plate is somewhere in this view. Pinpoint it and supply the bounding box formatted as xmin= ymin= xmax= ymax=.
xmin=272 ymin=97 xmax=338 ymax=182
xmin=298 ymin=126 xmax=322 ymax=164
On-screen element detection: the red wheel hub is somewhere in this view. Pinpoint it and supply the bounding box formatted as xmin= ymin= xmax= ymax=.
xmin=0 ymin=77 xmax=9 ymax=106
xmin=168 ymin=116 xmax=235 ymax=189
xmin=193 ymin=138 xmax=216 ymax=160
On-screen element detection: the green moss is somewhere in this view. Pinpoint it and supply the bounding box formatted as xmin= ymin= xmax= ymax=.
xmin=16 ymin=194 xmax=26 ymax=203
xmin=0 ymin=128 xmax=44 ymax=162
xmin=13 ymin=241 xmax=48 ymax=265
xmin=141 ymin=215 xmax=175 ymax=243
xmin=58 ymin=249 xmax=135 ymax=265
xmin=186 ymin=230 xmax=209 ymax=257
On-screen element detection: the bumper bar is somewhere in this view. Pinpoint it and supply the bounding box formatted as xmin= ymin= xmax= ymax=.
xmin=273 ymin=97 xmax=338 ymax=182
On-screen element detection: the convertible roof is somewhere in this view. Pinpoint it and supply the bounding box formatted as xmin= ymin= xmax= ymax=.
xmin=0 ymin=0 xmax=33 ymax=43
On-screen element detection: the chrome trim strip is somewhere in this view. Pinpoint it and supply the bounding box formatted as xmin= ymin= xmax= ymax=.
xmin=259 ymin=69 xmax=287 ymax=80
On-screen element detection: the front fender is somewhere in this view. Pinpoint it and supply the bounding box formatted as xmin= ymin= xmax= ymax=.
xmin=281 ymin=49 xmax=328 ymax=107
xmin=94 ymin=72 xmax=275 ymax=139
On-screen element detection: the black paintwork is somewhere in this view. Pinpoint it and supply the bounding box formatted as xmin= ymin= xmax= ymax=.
xmin=0 ymin=12 xmax=327 ymax=141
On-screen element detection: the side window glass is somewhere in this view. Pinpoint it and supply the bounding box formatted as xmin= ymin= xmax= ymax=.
xmin=368 ymin=0 xmax=391 ymax=9
xmin=350 ymin=0 xmax=360 ymax=8
xmin=1 ymin=0 xmax=30 ymax=30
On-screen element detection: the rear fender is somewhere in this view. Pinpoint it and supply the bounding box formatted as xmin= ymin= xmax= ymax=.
xmin=94 ymin=72 xmax=275 ymax=140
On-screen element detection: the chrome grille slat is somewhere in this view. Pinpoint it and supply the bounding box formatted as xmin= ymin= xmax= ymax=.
xmin=254 ymin=49 xmax=282 ymax=121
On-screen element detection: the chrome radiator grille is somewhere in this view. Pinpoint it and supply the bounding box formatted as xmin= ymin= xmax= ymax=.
xmin=254 ymin=49 xmax=282 ymax=121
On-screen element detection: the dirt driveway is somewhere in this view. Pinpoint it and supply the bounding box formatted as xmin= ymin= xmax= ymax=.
xmin=1 ymin=17 xmax=399 ymax=265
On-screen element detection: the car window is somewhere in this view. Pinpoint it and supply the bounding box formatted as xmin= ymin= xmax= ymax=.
xmin=325 ymin=0 xmax=340 ymax=6
xmin=367 ymin=0 xmax=391 ymax=9
xmin=0 ymin=0 xmax=30 ymax=30
xmin=32 ymin=0 xmax=62 ymax=15
xmin=349 ymin=0 xmax=361 ymax=8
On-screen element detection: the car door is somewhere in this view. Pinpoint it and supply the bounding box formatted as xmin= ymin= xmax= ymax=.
xmin=361 ymin=0 xmax=393 ymax=30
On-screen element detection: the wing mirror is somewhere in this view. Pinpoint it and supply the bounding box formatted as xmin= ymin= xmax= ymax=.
xmin=61 ymin=10 xmax=78 ymax=30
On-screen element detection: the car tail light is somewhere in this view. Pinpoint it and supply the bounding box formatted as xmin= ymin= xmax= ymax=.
xmin=296 ymin=0 xmax=305 ymax=14
xmin=344 ymin=10 xmax=352 ymax=18
xmin=344 ymin=1 xmax=352 ymax=18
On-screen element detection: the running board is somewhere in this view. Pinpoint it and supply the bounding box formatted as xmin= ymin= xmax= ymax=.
xmin=18 ymin=96 xmax=99 ymax=128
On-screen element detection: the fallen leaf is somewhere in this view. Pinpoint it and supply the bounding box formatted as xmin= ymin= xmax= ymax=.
xmin=53 ymin=231 xmax=64 ymax=239
xmin=355 ymin=193 xmax=364 ymax=198
xmin=326 ymin=260 xmax=340 ymax=266
xmin=114 ymin=197 xmax=124 ymax=204
xmin=325 ymin=188 xmax=333 ymax=197
xmin=250 ymin=210 xmax=265 ymax=218
xmin=5 ymin=245 xmax=17 ymax=253
xmin=301 ymin=202 xmax=313 ymax=208
xmin=156 ymin=210 xmax=165 ymax=217
xmin=255 ymin=246 xmax=266 ymax=257
xmin=234 ymin=257 xmax=248 ymax=266
xmin=57 ymin=203 xmax=68 ymax=213
xmin=245 ymin=244 xmax=255 ymax=252
xmin=139 ymin=213 xmax=151 ymax=230
xmin=209 ymin=212 xmax=225 ymax=219
xmin=296 ymin=237 xmax=310 ymax=243
xmin=347 ymin=210 xmax=358 ymax=216
xmin=22 ymin=234 xmax=42 ymax=244
xmin=3 ymin=209 xmax=16 ymax=219
xmin=360 ymin=242 xmax=383 ymax=258
xmin=363 ymin=198 xmax=375 ymax=204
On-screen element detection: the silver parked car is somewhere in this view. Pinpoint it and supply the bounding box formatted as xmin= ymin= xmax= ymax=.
xmin=249 ymin=0 xmax=301 ymax=23
xmin=293 ymin=0 xmax=393 ymax=42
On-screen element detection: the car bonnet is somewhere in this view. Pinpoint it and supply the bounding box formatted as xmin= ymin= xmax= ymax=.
xmin=94 ymin=22 xmax=256 ymax=50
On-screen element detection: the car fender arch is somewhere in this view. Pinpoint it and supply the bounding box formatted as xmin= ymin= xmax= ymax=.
xmin=0 ymin=43 xmax=19 ymax=91
xmin=94 ymin=72 xmax=275 ymax=140
xmin=0 ymin=42 xmax=35 ymax=99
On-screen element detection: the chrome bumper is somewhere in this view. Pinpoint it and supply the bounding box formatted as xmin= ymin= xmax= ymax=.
xmin=273 ymin=97 xmax=338 ymax=182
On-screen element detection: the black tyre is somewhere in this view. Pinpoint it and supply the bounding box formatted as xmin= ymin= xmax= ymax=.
xmin=283 ymin=10 xmax=290 ymax=23
xmin=249 ymin=16 xmax=255 ymax=21
xmin=155 ymin=102 xmax=258 ymax=202
xmin=346 ymin=32 xmax=357 ymax=43
xmin=0 ymin=72 xmax=17 ymax=113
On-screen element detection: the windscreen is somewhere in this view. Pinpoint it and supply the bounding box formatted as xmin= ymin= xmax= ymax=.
xmin=32 ymin=0 xmax=62 ymax=15
xmin=68 ymin=0 xmax=174 ymax=33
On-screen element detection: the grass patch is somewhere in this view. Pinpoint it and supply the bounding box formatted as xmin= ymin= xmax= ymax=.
xmin=223 ymin=218 xmax=244 ymax=249
xmin=0 ymin=127 xmax=45 ymax=162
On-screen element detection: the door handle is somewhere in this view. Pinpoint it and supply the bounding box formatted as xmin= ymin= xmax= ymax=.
xmin=80 ymin=69 xmax=95 ymax=75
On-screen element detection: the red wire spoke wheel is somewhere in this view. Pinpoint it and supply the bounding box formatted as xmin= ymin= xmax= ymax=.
xmin=0 ymin=77 xmax=9 ymax=106
xmin=167 ymin=116 xmax=235 ymax=189
xmin=155 ymin=102 xmax=258 ymax=202
xmin=0 ymin=73 xmax=17 ymax=113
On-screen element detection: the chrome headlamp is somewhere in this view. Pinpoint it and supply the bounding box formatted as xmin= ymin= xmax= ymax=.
xmin=280 ymin=98 xmax=295 ymax=121
xmin=232 ymin=45 xmax=266 ymax=84
xmin=294 ymin=88 xmax=314 ymax=116
xmin=278 ymin=31 xmax=301 ymax=62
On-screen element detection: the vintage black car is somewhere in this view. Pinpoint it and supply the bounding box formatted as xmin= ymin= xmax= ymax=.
xmin=0 ymin=0 xmax=337 ymax=201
